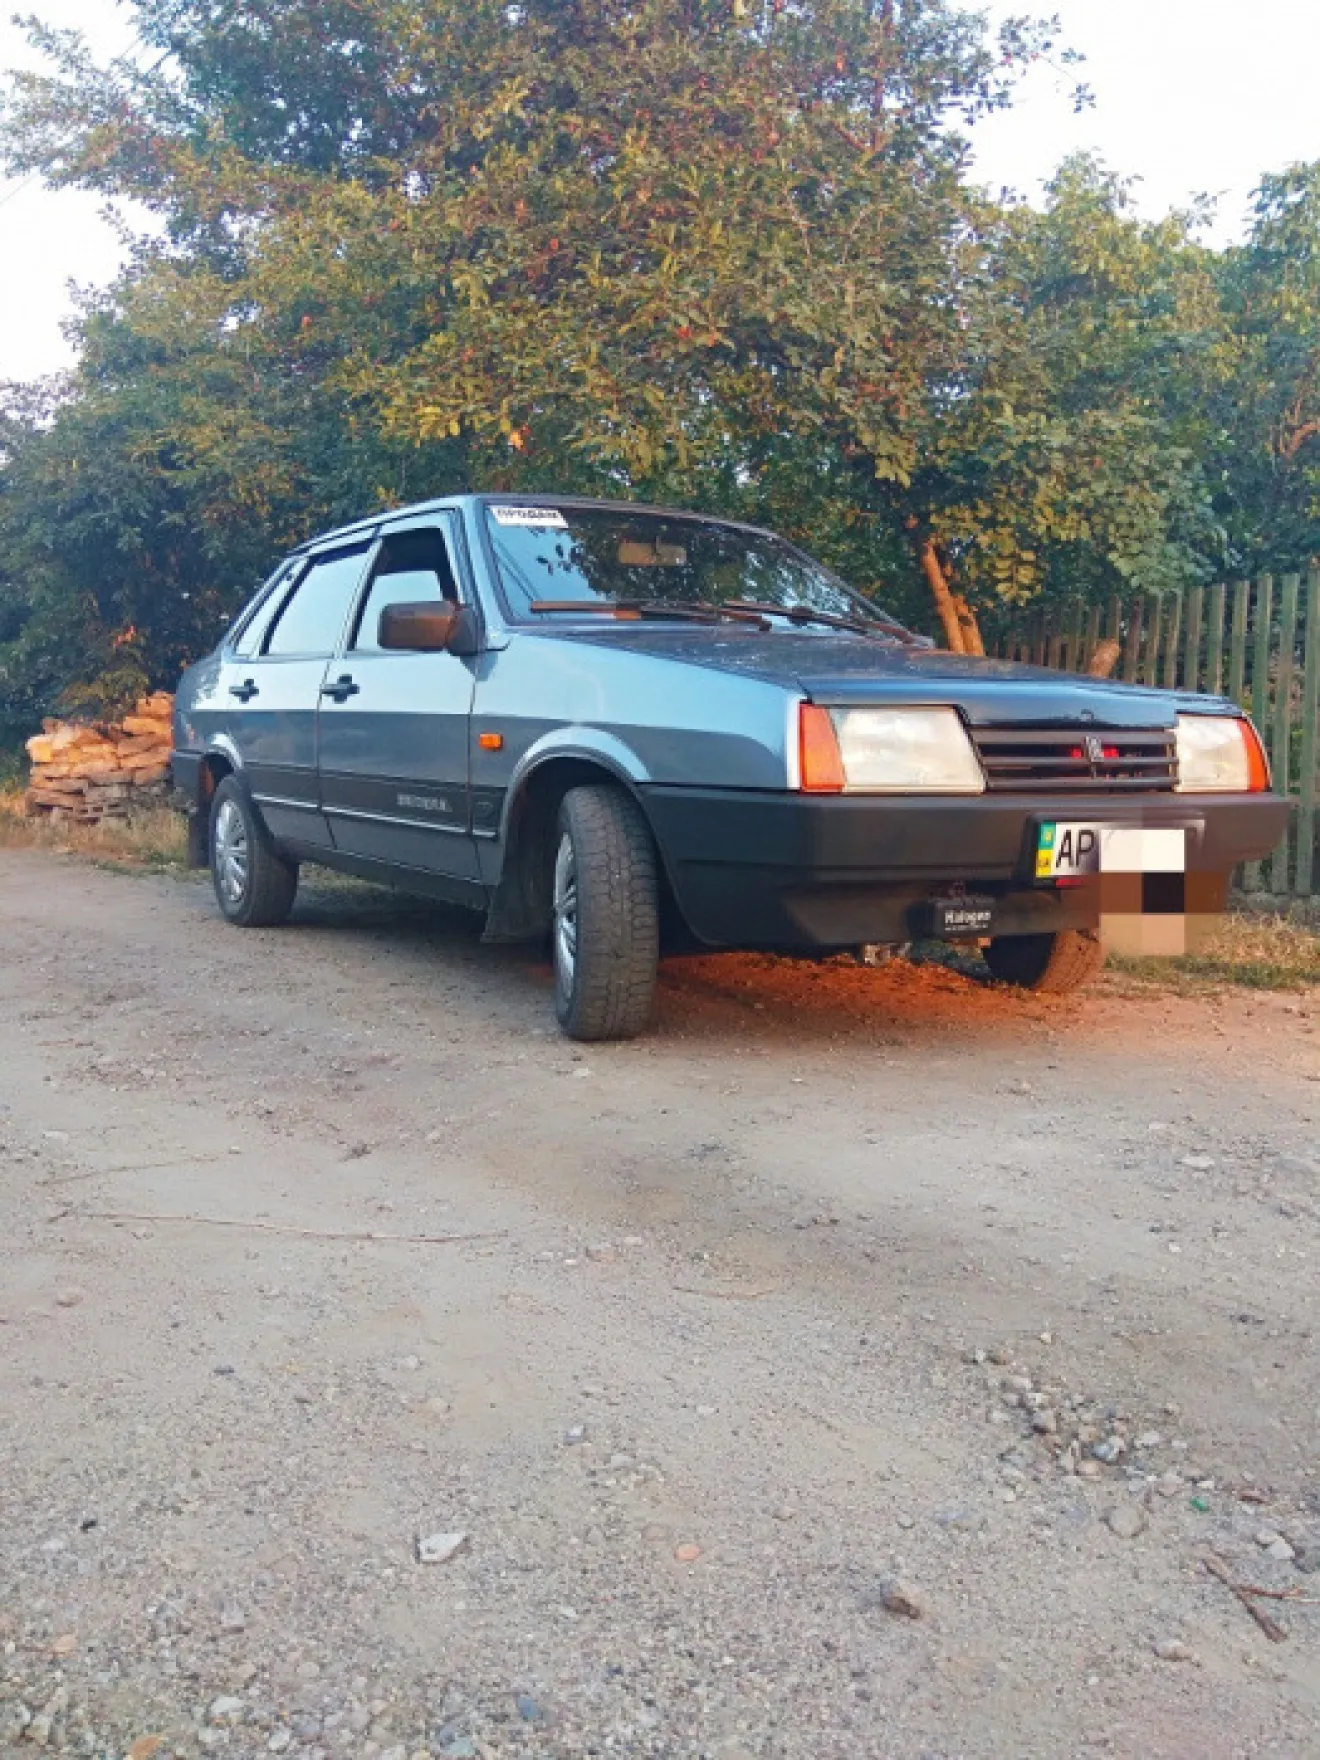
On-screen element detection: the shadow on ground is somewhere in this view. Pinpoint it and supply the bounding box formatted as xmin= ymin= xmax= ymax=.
xmin=281 ymin=866 xmax=1061 ymax=1047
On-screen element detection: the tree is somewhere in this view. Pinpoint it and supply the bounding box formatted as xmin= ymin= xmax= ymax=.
xmin=901 ymin=159 xmax=1230 ymax=652
xmin=2 ymin=1 xmax=1316 ymax=735
xmin=0 ymin=0 xmax=1076 ymax=718
xmin=1207 ymin=163 xmax=1320 ymax=577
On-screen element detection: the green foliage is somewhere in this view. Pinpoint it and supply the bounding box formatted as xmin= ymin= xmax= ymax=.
xmin=912 ymin=160 xmax=1238 ymax=608
xmin=1208 ymin=164 xmax=1320 ymax=576
xmin=0 ymin=0 xmax=1316 ymax=723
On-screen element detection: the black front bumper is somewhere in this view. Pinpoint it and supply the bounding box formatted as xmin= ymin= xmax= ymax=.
xmin=641 ymin=786 xmax=1291 ymax=950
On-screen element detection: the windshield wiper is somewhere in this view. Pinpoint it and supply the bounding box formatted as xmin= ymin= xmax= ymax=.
xmin=529 ymin=598 xmax=771 ymax=628
xmin=723 ymin=598 xmax=906 ymax=639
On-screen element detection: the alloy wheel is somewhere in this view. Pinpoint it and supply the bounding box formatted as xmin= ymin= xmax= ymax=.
xmin=214 ymin=798 xmax=250 ymax=905
xmin=552 ymin=831 xmax=578 ymax=992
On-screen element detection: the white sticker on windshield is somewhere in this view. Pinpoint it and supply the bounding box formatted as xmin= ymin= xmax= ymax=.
xmin=490 ymin=505 xmax=568 ymax=528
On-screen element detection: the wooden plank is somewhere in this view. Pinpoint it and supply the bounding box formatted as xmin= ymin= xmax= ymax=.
xmin=1244 ymin=576 xmax=1274 ymax=892
xmin=1084 ymin=604 xmax=1101 ymax=672
xmin=1228 ymin=579 xmax=1250 ymax=707
xmin=1121 ymin=596 xmax=1143 ymax=683
xmin=1162 ymin=593 xmax=1182 ymax=691
xmin=1271 ymin=573 xmax=1299 ymax=890
xmin=1108 ymin=594 xmax=1123 ymax=644
xmin=1067 ymin=602 xmax=1085 ymax=672
xmin=1183 ymin=585 xmax=1203 ymax=693
xmin=1252 ymin=575 xmax=1274 ymax=727
xmin=1047 ymin=626 xmax=1064 ymax=671
xmin=1296 ymin=564 xmax=1319 ymax=898
xmin=1206 ymin=582 xmax=1226 ymax=699
xmin=1144 ymin=593 xmax=1163 ymax=688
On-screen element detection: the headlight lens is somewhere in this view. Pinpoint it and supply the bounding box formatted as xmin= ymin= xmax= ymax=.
xmin=1174 ymin=714 xmax=1270 ymax=793
xmin=824 ymin=705 xmax=985 ymax=793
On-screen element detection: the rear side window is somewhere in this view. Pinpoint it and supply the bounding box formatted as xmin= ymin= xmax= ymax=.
xmin=264 ymin=544 xmax=372 ymax=657
xmin=350 ymin=526 xmax=459 ymax=653
xmin=232 ymin=560 xmax=303 ymax=657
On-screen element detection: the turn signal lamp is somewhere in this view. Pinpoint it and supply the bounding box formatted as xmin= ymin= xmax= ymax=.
xmin=798 ymin=703 xmax=846 ymax=793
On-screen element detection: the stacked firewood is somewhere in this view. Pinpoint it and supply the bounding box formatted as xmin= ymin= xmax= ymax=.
xmin=24 ymin=693 xmax=174 ymax=823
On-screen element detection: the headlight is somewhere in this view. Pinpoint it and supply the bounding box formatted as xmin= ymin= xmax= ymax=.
xmin=1174 ymin=714 xmax=1270 ymax=793
xmin=798 ymin=703 xmax=985 ymax=794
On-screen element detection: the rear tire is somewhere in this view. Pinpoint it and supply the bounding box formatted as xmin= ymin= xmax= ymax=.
xmin=552 ymin=785 xmax=659 ymax=1041
xmin=983 ymin=929 xmax=1104 ymax=995
xmin=209 ymin=776 xmax=299 ymax=928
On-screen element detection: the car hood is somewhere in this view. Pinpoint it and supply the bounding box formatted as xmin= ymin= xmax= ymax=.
xmin=531 ymin=625 xmax=1224 ymax=728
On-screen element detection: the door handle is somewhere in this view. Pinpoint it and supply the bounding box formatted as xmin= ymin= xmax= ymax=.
xmin=229 ymin=678 xmax=259 ymax=702
xmin=321 ymin=674 xmax=360 ymax=703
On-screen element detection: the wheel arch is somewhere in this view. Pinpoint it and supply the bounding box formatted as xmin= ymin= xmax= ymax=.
xmin=483 ymin=746 xmax=676 ymax=944
xmin=184 ymin=741 xmax=245 ymax=867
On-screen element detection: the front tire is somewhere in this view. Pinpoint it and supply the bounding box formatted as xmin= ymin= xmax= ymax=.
xmin=984 ymin=929 xmax=1104 ymax=995
xmin=552 ymin=785 xmax=659 ymax=1041
xmin=210 ymin=776 xmax=299 ymax=928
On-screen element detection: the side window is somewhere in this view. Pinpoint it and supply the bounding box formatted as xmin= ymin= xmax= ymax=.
xmin=264 ymin=544 xmax=372 ymax=658
xmin=350 ymin=527 xmax=459 ymax=654
xmin=233 ymin=561 xmax=303 ymax=658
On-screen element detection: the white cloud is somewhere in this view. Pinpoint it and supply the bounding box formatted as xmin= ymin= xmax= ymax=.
xmin=973 ymin=0 xmax=1320 ymax=241
xmin=0 ymin=0 xmax=150 ymax=381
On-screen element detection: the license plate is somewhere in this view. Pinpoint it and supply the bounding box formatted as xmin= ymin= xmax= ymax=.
xmin=930 ymin=897 xmax=995 ymax=938
xmin=1036 ymin=822 xmax=1187 ymax=880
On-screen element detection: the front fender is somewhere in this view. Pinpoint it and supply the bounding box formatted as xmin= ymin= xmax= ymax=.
xmin=498 ymin=726 xmax=649 ymax=843
xmin=483 ymin=728 xmax=654 ymax=943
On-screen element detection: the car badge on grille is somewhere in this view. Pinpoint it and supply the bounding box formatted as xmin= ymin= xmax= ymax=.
xmin=1083 ymin=734 xmax=1106 ymax=766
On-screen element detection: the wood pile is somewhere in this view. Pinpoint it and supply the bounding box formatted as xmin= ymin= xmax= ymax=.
xmin=25 ymin=693 xmax=174 ymax=824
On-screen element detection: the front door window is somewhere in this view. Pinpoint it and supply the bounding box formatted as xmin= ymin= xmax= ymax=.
xmin=350 ymin=529 xmax=459 ymax=654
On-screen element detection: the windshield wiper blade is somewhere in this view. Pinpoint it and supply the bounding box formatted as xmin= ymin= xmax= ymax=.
xmin=724 ymin=598 xmax=912 ymax=640
xmin=528 ymin=598 xmax=770 ymax=628
xmin=723 ymin=598 xmax=871 ymax=634
xmin=661 ymin=598 xmax=773 ymax=628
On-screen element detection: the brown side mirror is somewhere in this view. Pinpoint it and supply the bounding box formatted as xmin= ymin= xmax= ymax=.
xmin=378 ymin=600 xmax=471 ymax=653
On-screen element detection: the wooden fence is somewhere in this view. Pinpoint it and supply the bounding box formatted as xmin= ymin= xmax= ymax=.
xmin=986 ymin=566 xmax=1320 ymax=897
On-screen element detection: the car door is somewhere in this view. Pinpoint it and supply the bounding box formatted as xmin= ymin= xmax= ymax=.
xmin=316 ymin=514 xmax=481 ymax=881
xmin=227 ymin=539 xmax=376 ymax=851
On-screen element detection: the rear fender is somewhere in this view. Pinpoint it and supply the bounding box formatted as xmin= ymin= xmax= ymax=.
xmin=180 ymin=738 xmax=249 ymax=867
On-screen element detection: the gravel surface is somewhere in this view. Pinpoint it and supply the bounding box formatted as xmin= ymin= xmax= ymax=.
xmin=1 ymin=849 xmax=1318 ymax=1759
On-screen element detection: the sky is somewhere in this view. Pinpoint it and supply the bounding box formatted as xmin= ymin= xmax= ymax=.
xmin=1 ymin=0 xmax=1319 ymax=383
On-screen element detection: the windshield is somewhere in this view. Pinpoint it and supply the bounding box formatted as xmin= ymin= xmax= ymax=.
xmin=483 ymin=502 xmax=904 ymax=633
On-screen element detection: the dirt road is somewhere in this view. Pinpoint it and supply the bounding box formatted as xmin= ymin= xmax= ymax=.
xmin=1 ymin=848 xmax=1318 ymax=1759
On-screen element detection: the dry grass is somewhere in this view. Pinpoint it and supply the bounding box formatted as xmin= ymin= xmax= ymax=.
xmin=1107 ymin=910 xmax=1320 ymax=991
xmin=0 ymin=785 xmax=188 ymax=872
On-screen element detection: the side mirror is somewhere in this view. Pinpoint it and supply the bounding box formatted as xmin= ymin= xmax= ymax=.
xmin=378 ymin=600 xmax=475 ymax=654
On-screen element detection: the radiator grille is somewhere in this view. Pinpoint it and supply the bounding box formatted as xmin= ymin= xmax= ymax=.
xmin=970 ymin=726 xmax=1178 ymax=794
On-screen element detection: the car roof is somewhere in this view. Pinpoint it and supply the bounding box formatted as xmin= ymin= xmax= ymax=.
xmin=293 ymin=492 xmax=786 ymax=555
